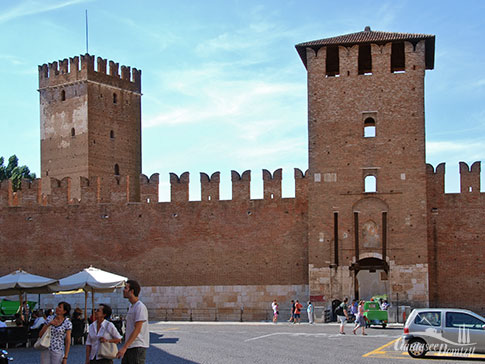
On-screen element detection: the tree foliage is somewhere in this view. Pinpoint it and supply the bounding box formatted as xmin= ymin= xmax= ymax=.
xmin=0 ymin=155 xmax=36 ymax=191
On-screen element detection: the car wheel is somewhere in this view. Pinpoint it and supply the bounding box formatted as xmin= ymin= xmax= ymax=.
xmin=382 ymin=323 xmax=387 ymax=329
xmin=407 ymin=338 xmax=427 ymax=358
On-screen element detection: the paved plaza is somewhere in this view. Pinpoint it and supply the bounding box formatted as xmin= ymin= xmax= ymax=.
xmin=5 ymin=322 xmax=485 ymax=363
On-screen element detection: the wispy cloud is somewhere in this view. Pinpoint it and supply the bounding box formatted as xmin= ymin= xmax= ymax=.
xmin=0 ymin=54 xmax=25 ymax=65
xmin=0 ymin=0 xmax=92 ymax=24
xmin=427 ymin=140 xmax=484 ymax=162
xmin=145 ymin=65 xmax=305 ymax=130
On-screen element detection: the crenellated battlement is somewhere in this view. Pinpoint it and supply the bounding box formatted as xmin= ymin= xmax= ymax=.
xmin=200 ymin=172 xmax=220 ymax=201
xmin=38 ymin=54 xmax=141 ymax=93
xmin=262 ymin=168 xmax=282 ymax=200
xmin=426 ymin=161 xmax=483 ymax=199
xmin=0 ymin=167 xmax=311 ymax=208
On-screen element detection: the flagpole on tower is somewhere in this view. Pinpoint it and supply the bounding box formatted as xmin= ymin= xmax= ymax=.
xmin=85 ymin=9 xmax=89 ymax=54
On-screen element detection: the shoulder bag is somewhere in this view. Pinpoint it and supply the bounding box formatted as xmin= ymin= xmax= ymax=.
xmin=34 ymin=325 xmax=51 ymax=350
xmin=99 ymin=341 xmax=118 ymax=359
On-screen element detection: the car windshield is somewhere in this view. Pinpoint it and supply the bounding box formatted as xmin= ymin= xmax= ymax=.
xmin=414 ymin=311 xmax=441 ymax=327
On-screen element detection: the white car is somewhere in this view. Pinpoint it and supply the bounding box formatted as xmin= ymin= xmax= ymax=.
xmin=403 ymin=308 xmax=485 ymax=358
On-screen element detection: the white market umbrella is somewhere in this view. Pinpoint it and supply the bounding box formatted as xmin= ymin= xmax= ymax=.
xmin=52 ymin=266 xmax=127 ymax=320
xmin=0 ymin=269 xmax=58 ymax=295
xmin=0 ymin=269 xmax=58 ymax=310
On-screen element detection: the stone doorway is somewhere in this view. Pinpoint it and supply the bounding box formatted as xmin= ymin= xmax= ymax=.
xmin=351 ymin=257 xmax=389 ymax=300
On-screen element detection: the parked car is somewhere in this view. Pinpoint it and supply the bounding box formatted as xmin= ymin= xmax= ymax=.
xmin=403 ymin=308 xmax=485 ymax=358
xmin=363 ymin=301 xmax=388 ymax=328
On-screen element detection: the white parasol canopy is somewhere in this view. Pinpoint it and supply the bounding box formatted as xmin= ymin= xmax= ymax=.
xmin=52 ymin=266 xmax=127 ymax=293
xmin=0 ymin=269 xmax=58 ymax=296
xmin=51 ymin=266 xmax=128 ymax=320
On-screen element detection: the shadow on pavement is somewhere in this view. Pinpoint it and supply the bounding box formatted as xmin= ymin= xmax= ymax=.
xmin=148 ymin=332 xmax=199 ymax=364
xmin=150 ymin=332 xmax=180 ymax=344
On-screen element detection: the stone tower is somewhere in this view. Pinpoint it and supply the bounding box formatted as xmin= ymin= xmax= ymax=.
xmin=296 ymin=27 xmax=435 ymax=306
xmin=38 ymin=54 xmax=142 ymax=200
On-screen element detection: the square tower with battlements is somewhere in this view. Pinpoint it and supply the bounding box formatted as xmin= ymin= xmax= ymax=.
xmin=38 ymin=54 xmax=142 ymax=200
xmin=296 ymin=27 xmax=435 ymax=307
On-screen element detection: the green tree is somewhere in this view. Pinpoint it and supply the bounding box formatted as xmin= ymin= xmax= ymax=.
xmin=0 ymin=155 xmax=36 ymax=191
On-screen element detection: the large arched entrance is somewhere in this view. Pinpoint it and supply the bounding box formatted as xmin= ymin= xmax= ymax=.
xmin=351 ymin=257 xmax=389 ymax=300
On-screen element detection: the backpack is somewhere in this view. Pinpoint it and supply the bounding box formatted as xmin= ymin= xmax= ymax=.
xmin=334 ymin=304 xmax=344 ymax=316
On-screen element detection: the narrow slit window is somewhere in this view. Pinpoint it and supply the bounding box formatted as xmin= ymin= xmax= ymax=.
xmin=114 ymin=164 xmax=120 ymax=175
xmin=334 ymin=212 xmax=339 ymax=266
xmin=326 ymin=46 xmax=339 ymax=77
xmin=71 ymin=128 xmax=75 ymax=137
xmin=113 ymin=93 xmax=117 ymax=104
xmin=364 ymin=117 xmax=376 ymax=137
xmin=110 ymin=130 xmax=115 ymax=139
xmin=365 ymin=175 xmax=377 ymax=193
xmin=358 ymin=44 xmax=372 ymax=75
xmin=61 ymin=90 xmax=66 ymax=101
xmin=391 ymin=42 xmax=405 ymax=72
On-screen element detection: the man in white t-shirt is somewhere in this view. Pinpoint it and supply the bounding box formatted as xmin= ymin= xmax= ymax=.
xmin=117 ymin=279 xmax=149 ymax=363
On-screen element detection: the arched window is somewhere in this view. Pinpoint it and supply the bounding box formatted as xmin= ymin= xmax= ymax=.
xmin=364 ymin=175 xmax=377 ymax=193
xmin=114 ymin=164 xmax=120 ymax=175
xmin=110 ymin=130 xmax=115 ymax=139
xmin=71 ymin=128 xmax=75 ymax=137
xmin=61 ymin=90 xmax=66 ymax=101
xmin=113 ymin=93 xmax=117 ymax=104
xmin=364 ymin=117 xmax=376 ymax=138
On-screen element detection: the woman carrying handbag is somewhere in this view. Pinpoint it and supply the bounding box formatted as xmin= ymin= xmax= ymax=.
xmin=39 ymin=301 xmax=72 ymax=364
xmin=85 ymin=304 xmax=122 ymax=364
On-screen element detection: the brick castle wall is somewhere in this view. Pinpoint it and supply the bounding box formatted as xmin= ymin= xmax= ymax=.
xmin=427 ymin=162 xmax=485 ymax=313
xmin=0 ymin=170 xmax=308 ymax=293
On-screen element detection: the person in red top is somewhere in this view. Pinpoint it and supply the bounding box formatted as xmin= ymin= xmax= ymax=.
xmin=293 ymin=300 xmax=303 ymax=324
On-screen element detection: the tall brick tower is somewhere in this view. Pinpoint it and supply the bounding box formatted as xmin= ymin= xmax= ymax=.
xmin=296 ymin=27 xmax=435 ymax=306
xmin=38 ymin=55 xmax=141 ymax=200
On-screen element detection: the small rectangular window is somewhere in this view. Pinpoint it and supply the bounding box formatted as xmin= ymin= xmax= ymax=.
xmin=358 ymin=44 xmax=372 ymax=75
xmin=326 ymin=46 xmax=339 ymax=77
xmin=391 ymin=42 xmax=405 ymax=72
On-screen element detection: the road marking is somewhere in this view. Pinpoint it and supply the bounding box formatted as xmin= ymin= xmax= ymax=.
xmin=245 ymin=332 xmax=395 ymax=342
xmin=245 ymin=333 xmax=283 ymax=342
xmin=363 ymin=337 xmax=401 ymax=357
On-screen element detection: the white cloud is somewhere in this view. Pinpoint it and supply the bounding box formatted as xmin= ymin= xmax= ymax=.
xmin=144 ymin=67 xmax=305 ymax=130
xmin=427 ymin=140 xmax=484 ymax=165
xmin=0 ymin=0 xmax=92 ymax=24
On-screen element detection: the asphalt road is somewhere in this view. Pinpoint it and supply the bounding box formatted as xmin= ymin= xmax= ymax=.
xmin=5 ymin=322 xmax=485 ymax=363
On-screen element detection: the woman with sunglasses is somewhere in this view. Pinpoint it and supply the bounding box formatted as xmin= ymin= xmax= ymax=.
xmin=85 ymin=304 xmax=122 ymax=364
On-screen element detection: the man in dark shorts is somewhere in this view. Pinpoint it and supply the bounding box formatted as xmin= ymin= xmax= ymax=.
xmin=294 ymin=300 xmax=303 ymax=324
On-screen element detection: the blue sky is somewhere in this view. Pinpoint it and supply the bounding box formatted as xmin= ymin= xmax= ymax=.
xmin=0 ymin=0 xmax=483 ymax=200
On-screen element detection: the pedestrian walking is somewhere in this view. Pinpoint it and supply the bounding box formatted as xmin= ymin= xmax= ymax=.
xmin=85 ymin=303 xmax=122 ymax=363
xmin=349 ymin=299 xmax=358 ymax=322
xmin=271 ymin=300 xmax=279 ymax=324
xmin=288 ymin=300 xmax=295 ymax=323
xmin=307 ymin=301 xmax=314 ymax=324
xmin=352 ymin=300 xmax=367 ymax=335
xmin=116 ymin=280 xmax=149 ymax=364
xmin=39 ymin=301 xmax=72 ymax=364
xmin=294 ymin=300 xmax=303 ymax=324
xmin=335 ymin=298 xmax=349 ymax=334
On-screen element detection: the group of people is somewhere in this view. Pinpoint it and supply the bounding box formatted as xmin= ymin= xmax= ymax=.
xmin=335 ymin=297 xmax=390 ymax=335
xmin=21 ymin=279 xmax=150 ymax=364
xmin=271 ymin=299 xmax=314 ymax=324
xmin=335 ymin=298 xmax=367 ymax=335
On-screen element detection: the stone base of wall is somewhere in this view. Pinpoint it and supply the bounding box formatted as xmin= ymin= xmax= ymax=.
xmin=4 ymin=284 xmax=309 ymax=321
